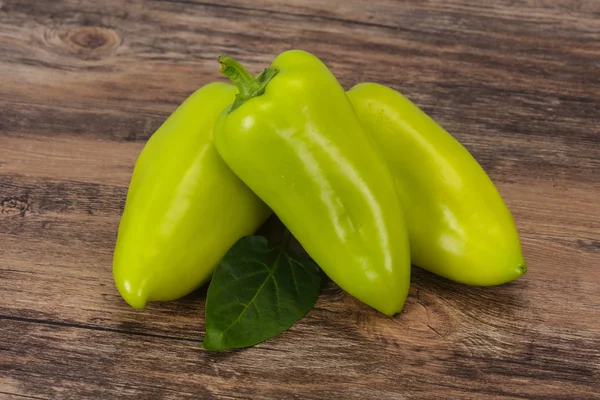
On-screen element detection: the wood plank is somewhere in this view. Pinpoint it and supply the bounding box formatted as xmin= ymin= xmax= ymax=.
xmin=0 ymin=135 xmax=141 ymax=186
xmin=1 ymin=172 xmax=599 ymax=396
xmin=1 ymin=98 xmax=598 ymax=187
xmin=1 ymin=0 xmax=598 ymax=112
xmin=1 ymin=302 xmax=599 ymax=399
xmin=1 ymin=0 xmax=598 ymax=186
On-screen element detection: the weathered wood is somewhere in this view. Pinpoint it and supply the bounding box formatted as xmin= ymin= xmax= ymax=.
xmin=1 ymin=0 xmax=599 ymax=398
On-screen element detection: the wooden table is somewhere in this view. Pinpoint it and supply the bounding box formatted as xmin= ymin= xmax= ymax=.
xmin=1 ymin=1 xmax=599 ymax=398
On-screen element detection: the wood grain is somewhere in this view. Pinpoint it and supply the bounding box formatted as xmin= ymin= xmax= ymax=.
xmin=1 ymin=0 xmax=599 ymax=398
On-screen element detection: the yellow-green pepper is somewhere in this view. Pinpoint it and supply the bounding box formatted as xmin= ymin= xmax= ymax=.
xmin=213 ymin=51 xmax=411 ymax=316
xmin=113 ymin=82 xmax=271 ymax=308
xmin=348 ymin=83 xmax=526 ymax=285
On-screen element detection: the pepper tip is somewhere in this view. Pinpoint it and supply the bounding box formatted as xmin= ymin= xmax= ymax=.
xmin=518 ymin=262 xmax=527 ymax=276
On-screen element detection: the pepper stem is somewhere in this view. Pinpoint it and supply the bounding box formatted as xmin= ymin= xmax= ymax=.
xmin=218 ymin=56 xmax=278 ymax=112
xmin=218 ymin=56 xmax=259 ymax=97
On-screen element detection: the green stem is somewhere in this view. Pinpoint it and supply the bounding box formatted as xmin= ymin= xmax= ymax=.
xmin=218 ymin=56 xmax=278 ymax=112
xmin=218 ymin=56 xmax=260 ymax=97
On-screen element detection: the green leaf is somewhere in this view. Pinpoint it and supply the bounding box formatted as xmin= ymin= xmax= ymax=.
xmin=202 ymin=234 xmax=321 ymax=351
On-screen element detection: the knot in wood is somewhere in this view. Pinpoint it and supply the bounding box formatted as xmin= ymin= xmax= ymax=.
xmin=70 ymin=29 xmax=107 ymax=50
xmin=1 ymin=196 xmax=29 ymax=217
xmin=61 ymin=27 xmax=120 ymax=59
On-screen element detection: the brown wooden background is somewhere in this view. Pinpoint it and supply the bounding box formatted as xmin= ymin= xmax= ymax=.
xmin=1 ymin=0 xmax=599 ymax=398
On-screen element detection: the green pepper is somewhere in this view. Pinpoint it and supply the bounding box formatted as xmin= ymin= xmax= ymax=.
xmin=348 ymin=83 xmax=526 ymax=285
xmin=113 ymin=83 xmax=271 ymax=308
xmin=213 ymin=51 xmax=411 ymax=316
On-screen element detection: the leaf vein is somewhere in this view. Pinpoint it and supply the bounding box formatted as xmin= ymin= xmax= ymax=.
xmin=216 ymin=247 xmax=286 ymax=338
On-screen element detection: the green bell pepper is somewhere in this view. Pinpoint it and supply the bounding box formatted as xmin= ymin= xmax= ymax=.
xmin=348 ymin=83 xmax=526 ymax=285
xmin=113 ymin=82 xmax=271 ymax=308
xmin=213 ymin=51 xmax=411 ymax=316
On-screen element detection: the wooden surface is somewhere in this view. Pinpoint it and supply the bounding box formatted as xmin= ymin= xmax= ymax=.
xmin=1 ymin=0 xmax=599 ymax=398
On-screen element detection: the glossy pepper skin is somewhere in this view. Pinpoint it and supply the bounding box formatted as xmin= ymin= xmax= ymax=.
xmin=113 ymin=82 xmax=271 ymax=308
xmin=347 ymin=83 xmax=526 ymax=285
xmin=213 ymin=51 xmax=411 ymax=316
